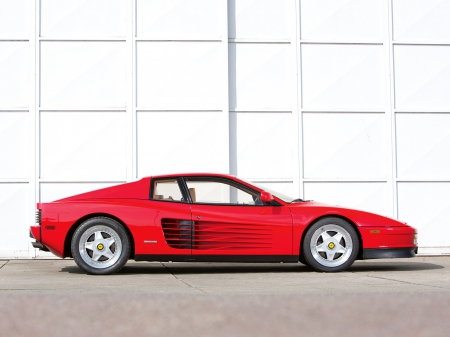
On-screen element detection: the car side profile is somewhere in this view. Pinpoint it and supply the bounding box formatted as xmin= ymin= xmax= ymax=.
xmin=30 ymin=173 xmax=418 ymax=275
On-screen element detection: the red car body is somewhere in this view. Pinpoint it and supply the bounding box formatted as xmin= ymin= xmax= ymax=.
xmin=30 ymin=173 xmax=417 ymax=269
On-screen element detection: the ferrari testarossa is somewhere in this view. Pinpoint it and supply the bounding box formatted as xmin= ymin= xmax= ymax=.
xmin=30 ymin=173 xmax=418 ymax=274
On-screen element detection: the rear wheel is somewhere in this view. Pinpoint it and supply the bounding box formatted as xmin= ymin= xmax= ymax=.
xmin=71 ymin=217 xmax=130 ymax=275
xmin=302 ymin=217 xmax=359 ymax=272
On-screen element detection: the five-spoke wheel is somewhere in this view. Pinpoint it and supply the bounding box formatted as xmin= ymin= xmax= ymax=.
xmin=302 ymin=217 xmax=359 ymax=272
xmin=71 ymin=217 xmax=130 ymax=275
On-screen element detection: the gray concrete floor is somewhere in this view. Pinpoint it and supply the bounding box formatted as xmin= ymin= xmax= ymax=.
xmin=0 ymin=257 xmax=449 ymax=336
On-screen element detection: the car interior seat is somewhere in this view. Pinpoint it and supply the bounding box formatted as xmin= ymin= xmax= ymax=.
xmin=189 ymin=188 xmax=196 ymax=202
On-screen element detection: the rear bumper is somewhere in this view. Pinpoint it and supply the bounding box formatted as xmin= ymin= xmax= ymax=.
xmin=31 ymin=241 xmax=49 ymax=251
xmin=30 ymin=226 xmax=41 ymax=242
xmin=30 ymin=230 xmax=49 ymax=251
xmin=363 ymin=247 xmax=417 ymax=259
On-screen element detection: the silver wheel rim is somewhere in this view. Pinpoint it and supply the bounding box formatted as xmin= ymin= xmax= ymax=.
xmin=79 ymin=225 xmax=122 ymax=269
xmin=310 ymin=224 xmax=353 ymax=268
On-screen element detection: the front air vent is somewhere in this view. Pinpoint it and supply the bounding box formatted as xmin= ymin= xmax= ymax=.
xmin=35 ymin=210 xmax=42 ymax=225
xmin=161 ymin=219 xmax=193 ymax=249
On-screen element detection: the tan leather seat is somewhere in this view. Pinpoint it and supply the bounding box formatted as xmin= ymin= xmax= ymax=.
xmin=189 ymin=188 xmax=196 ymax=202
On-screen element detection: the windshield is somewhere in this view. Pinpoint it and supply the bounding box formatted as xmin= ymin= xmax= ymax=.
xmin=240 ymin=179 xmax=299 ymax=203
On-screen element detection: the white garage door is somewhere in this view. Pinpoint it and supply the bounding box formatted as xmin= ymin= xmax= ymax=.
xmin=0 ymin=0 xmax=449 ymax=257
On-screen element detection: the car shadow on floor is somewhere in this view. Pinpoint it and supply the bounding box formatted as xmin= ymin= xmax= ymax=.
xmin=349 ymin=261 xmax=444 ymax=272
xmin=60 ymin=260 xmax=444 ymax=275
xmin=60 ymin=263 xmax=312 ymax=275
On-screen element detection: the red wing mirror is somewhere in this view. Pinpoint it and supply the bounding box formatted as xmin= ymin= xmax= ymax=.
xmin=260 ymin=191 xmax=274 ymax=203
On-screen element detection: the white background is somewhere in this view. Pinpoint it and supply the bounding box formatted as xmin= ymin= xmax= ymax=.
xmin=0 ymin=0 xmax=449 ymax=257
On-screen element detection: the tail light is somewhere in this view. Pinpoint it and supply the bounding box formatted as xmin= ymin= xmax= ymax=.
xmin=35 ymin=209 xmax=42 ymax=225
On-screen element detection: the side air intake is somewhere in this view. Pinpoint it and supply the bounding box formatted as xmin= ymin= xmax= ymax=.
xmin=161 ymin=219 xmax=193 ymax=249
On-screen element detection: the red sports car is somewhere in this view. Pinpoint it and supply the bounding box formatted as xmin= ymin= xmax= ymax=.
xmin=30 ymin=173 xmax=418 ymax=275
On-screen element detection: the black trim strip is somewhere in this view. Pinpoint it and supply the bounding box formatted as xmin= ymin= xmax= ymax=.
xmin=178 ymin=177 xmax=192 ymax=203
xmin=363 ymin=248 xmax=417 ymax=259
xmin=135 ymin=254 xmax=299 ymax=263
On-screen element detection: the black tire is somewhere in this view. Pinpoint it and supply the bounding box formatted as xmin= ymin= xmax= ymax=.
xmin=299 ymin=254 xmax=309 ymax=266
xmin=71 ymin=217 xmax=130 ymax=275
xmin=302 ymin=217 xmax=359 ymax=272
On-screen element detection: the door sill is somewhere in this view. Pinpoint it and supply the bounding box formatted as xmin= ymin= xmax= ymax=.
xmin=134 ymin=254 xmax=299 ymax=263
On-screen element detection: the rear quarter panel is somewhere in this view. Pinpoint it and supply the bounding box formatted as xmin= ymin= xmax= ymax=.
xmin=40 ymin=199 xmax=191 ymax=258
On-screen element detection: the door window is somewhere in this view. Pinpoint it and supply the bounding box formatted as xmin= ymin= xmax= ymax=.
xmin=185 ymin=179 xmax=260 ymax=205
xmin=152 ymin=179 xmax=184 ymax=202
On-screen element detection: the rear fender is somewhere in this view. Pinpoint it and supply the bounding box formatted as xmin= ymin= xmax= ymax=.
xmin=63 ymin=213 xmax=135 ymax=259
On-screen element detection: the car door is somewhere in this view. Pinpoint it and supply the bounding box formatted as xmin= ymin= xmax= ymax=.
xmin=146 ymin=177 xmax=193 ymax=256
xmin=184 ymin=177 xmax=293 ymax=257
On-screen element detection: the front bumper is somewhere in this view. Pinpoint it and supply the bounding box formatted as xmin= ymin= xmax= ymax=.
xmin=363 ymin=247 xmax=417 ymax=259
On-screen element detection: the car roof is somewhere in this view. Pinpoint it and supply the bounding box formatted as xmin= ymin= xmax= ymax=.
xmin=149 ymin=172 xmax=237 ymax=180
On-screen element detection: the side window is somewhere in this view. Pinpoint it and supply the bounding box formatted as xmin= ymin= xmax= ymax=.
xmin=185 ymin=179 xmax=260 ymax=205
xmin=152 ymin=179 xmax=184 ymax=202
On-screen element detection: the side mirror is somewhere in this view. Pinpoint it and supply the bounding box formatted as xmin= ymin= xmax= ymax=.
xmin=260 ymin=191 xmax=274 ymax=203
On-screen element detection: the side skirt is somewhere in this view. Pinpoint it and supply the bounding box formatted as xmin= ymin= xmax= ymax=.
xmin=363 ymin=247 xmax=417 ymax=260
xmin=134 ymin=255 xmax=299 ymax=263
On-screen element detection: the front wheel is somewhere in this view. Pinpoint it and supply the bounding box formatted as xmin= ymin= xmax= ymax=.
xmin=302 ymin=217 xmax=359 ymax=272
xmin=71 ymin=217 xmax=130 ymax=275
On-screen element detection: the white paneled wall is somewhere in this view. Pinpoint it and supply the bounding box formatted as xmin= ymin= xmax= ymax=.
xmin=136 ymin=42 xmax=223 ymax=109
xmin=40 ymin=0 xmax=126 ymax=37
xmin=301 ymin=44 xmax=385 ymax=109
xmin=303 ymin=113 xmax=386 ymax=179
xmin=40 ymin=42 xmax=126 ymax=108
xmin=0 ymin=0 xmax=449 ymax=257
xmin=0 ymin=183 xmax=29 ymax=254
xmin=0 ymin=112 xmax=29 ymax=179
xmin=0 ymin=42 xmax=29 ymax=107
xmin=40 ymin=112 xmax=127 ymax=180
xmin=137 ymin=111 xmax=228 ymax=176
